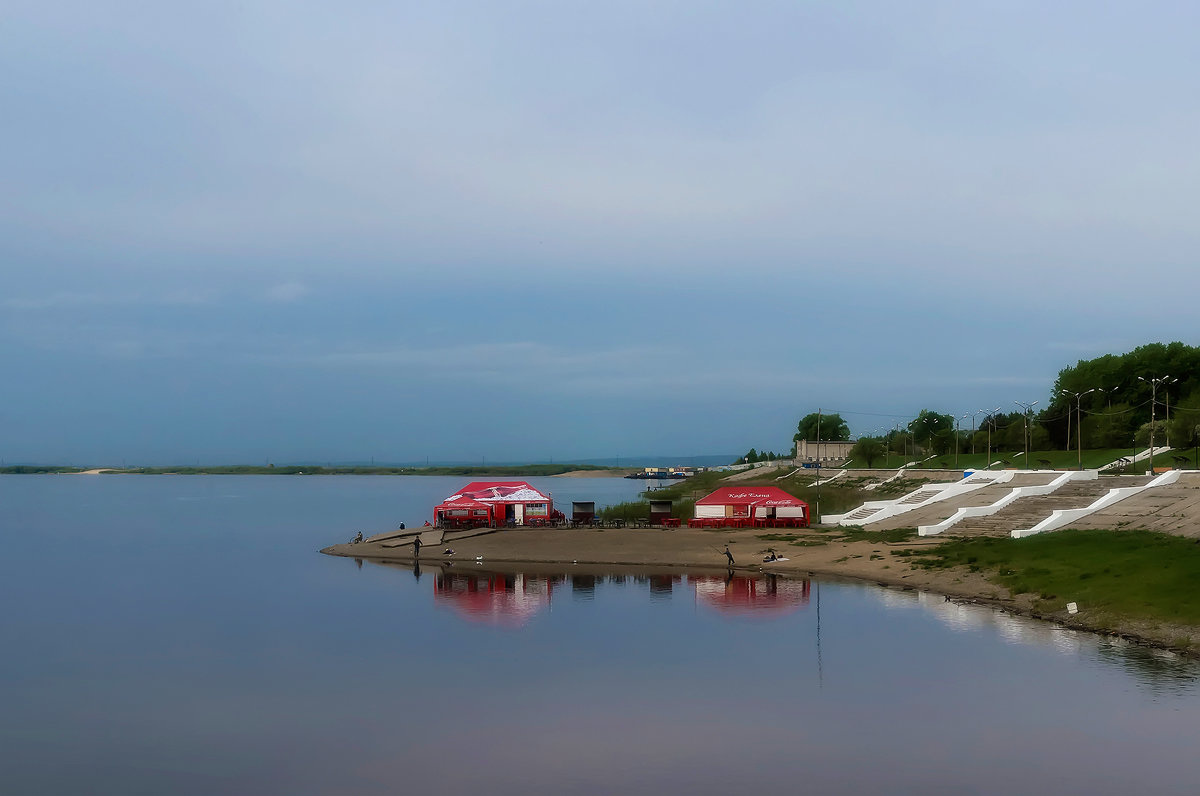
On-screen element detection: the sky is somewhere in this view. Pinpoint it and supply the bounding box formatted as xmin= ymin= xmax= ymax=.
xmin=3 ymin=1 xmax=1199 ymax=465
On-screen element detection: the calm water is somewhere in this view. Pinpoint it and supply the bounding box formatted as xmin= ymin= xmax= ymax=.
xmin=3 ymin=475 xmax=1200 ymax=794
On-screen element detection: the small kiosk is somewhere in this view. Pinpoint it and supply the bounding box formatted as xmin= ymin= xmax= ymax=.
xmin=571 ymin=501 xmax=596 ymax=525
xmin=649 ymin=499 xmax=674 ymax=526
xmin=689 ymin=487 xmax=808 ymax=528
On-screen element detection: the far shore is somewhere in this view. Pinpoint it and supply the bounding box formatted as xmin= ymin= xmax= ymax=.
xmin=322 ymin=526 xmax=1200 ymax=657
xmin=9 ymin=466 xmax=636 ymax=477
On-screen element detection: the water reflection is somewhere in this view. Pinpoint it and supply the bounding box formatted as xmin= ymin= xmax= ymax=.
xmin=875 ymin=586 xmax=1200 ymax=694
xmin=434 ymin=572 xmax=555 ymax=628
xmin=1094 ymin=640 xmax=1199 ymax=695
xmin=692 ymin=573 xmax=811 ymax=617
xmin=428 ymin=568 xmax=812 ymax=627
xmin=571 ymin=574 xmax=597 ymax=600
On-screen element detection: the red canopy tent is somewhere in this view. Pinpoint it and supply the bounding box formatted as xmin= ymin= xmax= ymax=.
xmin=691 ymin=486 xmax=808 ymax=527
xmin=433 ymin=481 xmax=556 ymax=527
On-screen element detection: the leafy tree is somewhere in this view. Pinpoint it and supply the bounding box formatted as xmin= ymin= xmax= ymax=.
xmin=1168 ymin=390 xmax=1200 ymax=449
xmin=849 ymin=437 xmax=884 ymax=468
xmin=1051 ymin=342 xmax=1200 ymax=434
xmin=1135 ymin=421 xmax=1170 ymax=449
xmin=908 ymin=409 xmax=954 ymax=454
xmin=794 ymin=412 xmax=849 ymax=442
xmin=1084 ymin=402 xmax=1135 ymax=449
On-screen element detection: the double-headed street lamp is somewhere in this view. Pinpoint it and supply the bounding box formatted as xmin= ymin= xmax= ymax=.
xmin=981 ymin=407 xmax=1000 ymax=470
xmin=923 ymin=416 xmax=941 ymax=460
xmin=956 ymin=413 xmax=970 ymax=468
xmin=1059 ymin=388 xmax=1100 ymax=471
xmin=1014 ymin=400 xmax=1039 ymax=468
xmin=1138 ymin=375 xmax=1177 ymax=474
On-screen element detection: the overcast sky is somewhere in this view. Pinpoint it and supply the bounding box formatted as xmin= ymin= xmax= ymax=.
xmin=3 ymin=1 xmax=1199 ymax=464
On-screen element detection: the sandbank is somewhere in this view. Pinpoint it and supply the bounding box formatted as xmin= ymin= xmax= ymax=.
xmin=550 ymin=469 xmax=634 ymax=478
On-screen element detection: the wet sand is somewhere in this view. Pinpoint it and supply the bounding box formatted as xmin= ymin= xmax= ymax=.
xmin=323 ymin=525 xmax=1200 ymax=655
xmin=325 ymin=526 xmax=1001 ymax=597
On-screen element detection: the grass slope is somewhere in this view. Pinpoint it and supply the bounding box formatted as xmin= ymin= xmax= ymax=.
xmin=917 ymin=529 xmax=1200 ymax=632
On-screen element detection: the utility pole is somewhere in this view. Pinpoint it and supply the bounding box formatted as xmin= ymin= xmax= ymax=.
xmin=815 ymin=408 xmax=822 ymax=525
xmin=982 ymin=406 xmax=1000 ymax=470
xmin=956 ymin=414 xmax=967 ymax=468
xmin=1014 ymin=400 xmax=1039 ymax=468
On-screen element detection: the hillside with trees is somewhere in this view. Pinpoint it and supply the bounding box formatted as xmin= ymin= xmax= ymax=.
xmin=771 ymin=342 xmax=1200 ymax=466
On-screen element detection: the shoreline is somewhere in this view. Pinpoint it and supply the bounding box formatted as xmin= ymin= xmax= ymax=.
xmin=7 ymin=467 xmax=634 ymax=478
xmin=322 ymin=526 xmax=1200 ymax=658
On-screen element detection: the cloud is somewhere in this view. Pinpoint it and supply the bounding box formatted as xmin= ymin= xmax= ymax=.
xmin=264 ymin=281 xmax=311 ymax=303
xmin=5 ymin=1 xmax=1200 ymax=283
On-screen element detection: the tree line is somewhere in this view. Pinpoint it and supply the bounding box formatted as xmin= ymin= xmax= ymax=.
xmin=775 ymin=342 xmax=1200 ymax=467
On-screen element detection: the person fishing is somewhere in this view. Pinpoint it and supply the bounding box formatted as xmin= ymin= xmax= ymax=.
xmin=723 ymin=545 xmax=735 ymax=565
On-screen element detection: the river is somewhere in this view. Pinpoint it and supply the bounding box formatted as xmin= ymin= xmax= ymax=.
xmin=2 ymin=475 xmax=1198 ymax=794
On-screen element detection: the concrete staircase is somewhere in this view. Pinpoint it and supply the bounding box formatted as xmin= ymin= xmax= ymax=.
xmin=899 ymin=488 xmax=941 ymax=505
xmin=841 ymin=505 xmax=882 ymax=523
xmin=871 ymin=475 xmax=1055 ymax=531
xmin=950 ymin=476 xmax=1153 ymax=537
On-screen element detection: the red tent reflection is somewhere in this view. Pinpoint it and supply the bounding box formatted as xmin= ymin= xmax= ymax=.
xmin=690 ymin=574 xmax=811 ymax=618
xmin=433 ymin=572 xmax=555 ymax=628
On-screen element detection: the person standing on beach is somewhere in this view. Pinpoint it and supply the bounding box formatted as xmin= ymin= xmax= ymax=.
xmin=724 ymin=545 xmax=735 ymax=565
xmin=413 ymin=534 xmax=422 ymax=558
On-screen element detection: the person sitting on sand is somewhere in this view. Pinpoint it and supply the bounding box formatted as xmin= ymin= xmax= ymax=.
xmin=352 ymin=531 xmax=363 ymax=544
xmin=763 ymin=550 xmax=778 ymax=562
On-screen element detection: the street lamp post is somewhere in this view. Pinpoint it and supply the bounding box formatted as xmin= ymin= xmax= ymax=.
xmin=1138 ymin=375 xmax=1177 ymax=475
xmin=1014 ymin=400 xmax=1039 ymax=469
xmin=925 ymin=418 xmax=938 ymax=461
xmin=1060 ymin=388 xmax=1098 ymax=471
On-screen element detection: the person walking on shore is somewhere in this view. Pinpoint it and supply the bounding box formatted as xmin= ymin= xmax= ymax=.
xmin=723 ymin=545 xmax=735 ymax=565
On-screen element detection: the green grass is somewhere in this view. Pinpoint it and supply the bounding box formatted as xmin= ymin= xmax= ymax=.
xmin=836 ymin=527 xmax=919 ymax=544
xmin=916 ymin=529 xmax=1200 ymax=626
xmin=845 ymin=448 xmax=1166 ymax=472
xmin=900 ymin=448 xmax=1135 ymax=471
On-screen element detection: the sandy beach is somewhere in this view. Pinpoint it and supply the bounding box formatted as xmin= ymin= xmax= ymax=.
xmin=322 ymin=524 xmax=1200 ymax=655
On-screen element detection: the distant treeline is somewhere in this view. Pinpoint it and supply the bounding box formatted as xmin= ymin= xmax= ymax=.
xmin=1 ymin=463 xmax=617 ymax=476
